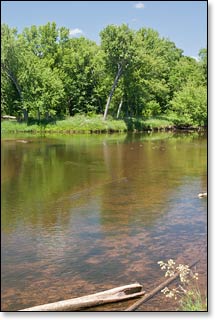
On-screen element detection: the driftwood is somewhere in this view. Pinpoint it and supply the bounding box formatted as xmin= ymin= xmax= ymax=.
xmin=20 ymin=283 xmax=145 ymax=311
xmin=125 ymin=260 xmax=199 ymax=311
xmin=198 ymin=192 xmax=207 ymax=198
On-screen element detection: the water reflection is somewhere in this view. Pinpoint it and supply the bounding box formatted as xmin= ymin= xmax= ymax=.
xmin=1 ymin=132 xmax=207 ymax=310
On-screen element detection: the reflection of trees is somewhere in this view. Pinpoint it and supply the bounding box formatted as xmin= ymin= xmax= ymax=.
xmin=1 ymin=133 xmax=207 ymax=233
xmin=1 ymin=137 xmax=109 ymax=232
xmin=99 ymin=132 xmax=207 ymax=230
xmin=1 ymin=142 xmax=23 ymax=184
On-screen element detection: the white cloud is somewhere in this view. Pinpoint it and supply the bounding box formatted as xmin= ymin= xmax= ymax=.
xmin=134 ymin=2 xmax=145 ymax=9
xmin=69 ymin=28 xmax=83 ymax=37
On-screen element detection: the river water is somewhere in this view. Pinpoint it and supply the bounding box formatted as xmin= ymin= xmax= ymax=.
xmin=1 ymin=132 xmax=207 ymax=311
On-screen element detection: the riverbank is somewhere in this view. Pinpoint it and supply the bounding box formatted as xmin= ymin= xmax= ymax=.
xmin=1 ymin=114 xmax=203 ymax=134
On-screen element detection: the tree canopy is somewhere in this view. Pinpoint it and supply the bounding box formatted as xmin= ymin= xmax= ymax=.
xmin=1 ymin=22 xmax=207 ymax=127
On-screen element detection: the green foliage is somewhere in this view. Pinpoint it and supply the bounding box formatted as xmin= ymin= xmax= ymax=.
xmin=121 ymin=28 xmax=183 ymax=117
xmin=1 ymin=22 xmax=207 ymax=128
xmin=1 ymin=24 xmax=22 ymax=114
xmin=58 ymin=37 xmax=106 ymax=116
xmin=180 ymin=289 xmax=207 ymax=311
xmin=169 ymin=56 xmax=203 ymax=93
xmin=170 ymin=82 xmax=207 ymax=126
xmin=100 ymin=24 xmax=135 ymax=72
xmin=198 ymin=48 xmax=207 ymax=84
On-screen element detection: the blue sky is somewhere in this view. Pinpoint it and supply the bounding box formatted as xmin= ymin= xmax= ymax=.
xmin=1 ymin=1 xmax=207 ymax=58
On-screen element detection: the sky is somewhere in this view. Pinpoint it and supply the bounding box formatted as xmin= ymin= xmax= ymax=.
xmin=1 ymin=1 xmax=207 ymax=58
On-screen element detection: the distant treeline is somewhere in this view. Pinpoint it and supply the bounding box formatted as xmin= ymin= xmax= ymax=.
xmin=1 ymin=22 xmax=207 ymax=126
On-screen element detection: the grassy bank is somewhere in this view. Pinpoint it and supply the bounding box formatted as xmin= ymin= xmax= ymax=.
xmin=1 ymin=114 xmax=203 ymax=134
xmin=1 ymin=115 xmax=125 ymax=133
xmin=1 ymin=114 xmax=175 ymax=134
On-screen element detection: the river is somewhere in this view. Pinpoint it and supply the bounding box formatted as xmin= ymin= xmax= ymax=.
xmin=1 ymin=131 xmax=207 ymax=311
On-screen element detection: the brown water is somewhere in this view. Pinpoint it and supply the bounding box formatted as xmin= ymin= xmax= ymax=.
xmin=1 ymin=132 xmax=207 ymax=311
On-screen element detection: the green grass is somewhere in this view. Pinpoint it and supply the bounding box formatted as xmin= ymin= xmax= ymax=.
xmin=1 ymin=115 xmax=128 ymax=134
xmin=1 ymin=120 xmax=40 ymax=133
xmin=2 ymin=113 xmax=205 ymax=134
xmin=180 ymin=289 xmax=207 ymax=311
xmin=3 ymin=113 xmax=206 ymax=134
xmin=124 ymin=116 xmax=174 ymax=131
xmin=1 ymin=114 xmax=177 ymax=134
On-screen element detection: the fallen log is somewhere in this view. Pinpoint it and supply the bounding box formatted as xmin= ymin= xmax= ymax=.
xmin=125 ymin=260 xmax=199 ymax=311
xmin=20 ymin=283 xmax=145 ymax=311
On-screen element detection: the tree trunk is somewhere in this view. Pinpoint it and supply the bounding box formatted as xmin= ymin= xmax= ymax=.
xmin=116 ymin=98 xmax=123 ymax=119
xmin=23 ymin=109 xmax=28 ymax=122
xmin=20 ymin=283 xmax=145 ymax=311
xmin=103 ymin=64 xmax=123 ymax=121
xmin=37 ymin=109 xmax=41 ymax=122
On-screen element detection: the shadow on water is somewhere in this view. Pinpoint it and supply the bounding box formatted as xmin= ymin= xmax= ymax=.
xmin=1 ymin=131 xmax=207 ymax=310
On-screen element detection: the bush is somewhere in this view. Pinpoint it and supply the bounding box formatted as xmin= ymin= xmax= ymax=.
xmin=170 ymin=83 xmax=207 ymax=127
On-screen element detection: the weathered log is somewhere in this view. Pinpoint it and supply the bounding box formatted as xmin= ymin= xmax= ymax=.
xmin=20 ymin=283 xmax=145 ymax=311
xmin=125 ymin=260 xmax=199 ymax=311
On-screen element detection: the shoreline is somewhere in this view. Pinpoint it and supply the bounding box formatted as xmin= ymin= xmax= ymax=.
xmin=1 ymin=115 xmax=207 ymax=135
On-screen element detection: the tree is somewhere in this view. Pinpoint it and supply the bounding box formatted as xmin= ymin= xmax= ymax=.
xmin=18 ymin=54 xmax=65 ymax=119
xmin=100 ymin=24 xmax=135 ymax=120
xmin=1 ymin=22 xmax=207 ymax=127
xmin=57 ymin=37 xmax=105 ymax=116
xmin=1 ymin=24 xmax=25 ymax=118
xmin=118 ymin=27 xmax=182 ymax=117
xmin=168 ymin=49 xmax=207 ymax=126
xmin=21 ymin=22 xmax=59 ymax=66
xmin=1 ymin=23 xmax=67 ymax=120
xmin=168 ymin=56 xmax=202 ymax=95
xmin=170 ymin=81 xmax=207 ymax=126
xmin=198 ymin=48 xmax=207 ymax=84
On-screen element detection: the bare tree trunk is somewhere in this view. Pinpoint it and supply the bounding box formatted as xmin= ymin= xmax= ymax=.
xmin=116 ymin=98 xmax=123 ymax=119
xmin=103 ymin=64 xmax=123 ymax=121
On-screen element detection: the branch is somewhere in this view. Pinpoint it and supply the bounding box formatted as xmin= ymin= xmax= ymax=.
xmin=125 ymin=260 xmax=200 ymax=311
